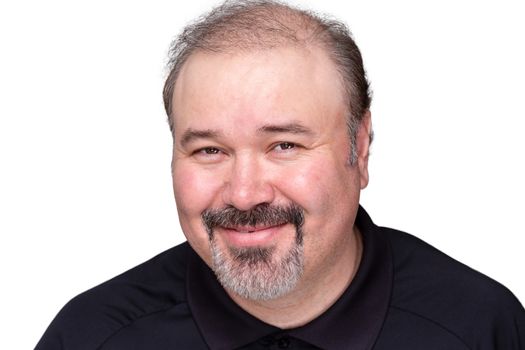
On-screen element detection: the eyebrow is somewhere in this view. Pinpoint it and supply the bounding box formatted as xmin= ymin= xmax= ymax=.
xmin=180 ymin=128 xmax=221 ymax=147
xmin=257 ymin=122 xmax=314 ymax=135
xmin=180 ymin=122 xmax=313 ymax=147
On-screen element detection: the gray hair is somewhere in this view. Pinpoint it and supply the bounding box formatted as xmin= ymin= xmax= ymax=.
xmin=163 ymin=0 xmax=372 ymax=164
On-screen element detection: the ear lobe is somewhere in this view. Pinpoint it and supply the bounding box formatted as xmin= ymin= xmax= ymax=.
xmin=357 ymin=110 xmax=372 ymax=189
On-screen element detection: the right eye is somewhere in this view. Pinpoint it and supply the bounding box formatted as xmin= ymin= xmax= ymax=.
xmin=196 ymin=147 xmax=220 ymax=155
xmin=191 ymin=147 xmax=225 ymax=162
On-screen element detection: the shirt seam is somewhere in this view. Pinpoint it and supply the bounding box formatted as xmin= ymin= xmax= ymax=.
xmin=94 ymin=302 xmax=187 ymax=350
xmin=389 ymin=305 xmax=472 ymax=350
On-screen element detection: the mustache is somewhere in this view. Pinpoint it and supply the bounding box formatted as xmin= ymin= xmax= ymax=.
xmin=201 ymin=203 xmax=305 ymax=239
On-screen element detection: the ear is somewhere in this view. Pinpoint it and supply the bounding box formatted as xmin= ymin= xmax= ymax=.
xmin=356 ymin=110 xmax=372 ymax=189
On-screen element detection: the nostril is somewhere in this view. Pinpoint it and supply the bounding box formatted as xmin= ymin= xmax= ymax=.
xmin=223 ymin=183 xmax=275 ymax=211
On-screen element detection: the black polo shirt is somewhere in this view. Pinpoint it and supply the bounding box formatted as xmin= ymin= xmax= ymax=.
xmin=36 ymin=207 xmax=525 ymax=349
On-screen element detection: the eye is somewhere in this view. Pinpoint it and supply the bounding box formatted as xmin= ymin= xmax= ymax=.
xmin=198 ymin=147 xmax=220 ymax=155
xmin=273 ymin=142 xmax=296 ymax=151
xmin=191 ymin=147 xmax=224 ymax=161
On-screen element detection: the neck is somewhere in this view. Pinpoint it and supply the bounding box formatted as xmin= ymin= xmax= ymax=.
xmin=227 ymin=226 xmax=363 ymax=329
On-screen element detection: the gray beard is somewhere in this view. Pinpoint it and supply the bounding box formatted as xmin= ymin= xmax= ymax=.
xmin=210 ymin=236 xmax=304 ymax=300
xmin=202 ymin=203 xmax=305 ymax=300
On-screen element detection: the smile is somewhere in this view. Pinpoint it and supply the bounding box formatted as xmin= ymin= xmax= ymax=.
xmin=224 ymin=224 xmax=285 ymax=233
xmin=217 ymin=223 xmax=289 ymax=247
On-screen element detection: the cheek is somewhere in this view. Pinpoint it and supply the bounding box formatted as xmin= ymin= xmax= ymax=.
xmin=173 ymin=163 xmax=223 ymax=218
xmin=173 ymin=164 xmax=222 ymax=266
xmin=276 ymin=157 xmax=353 ymax=213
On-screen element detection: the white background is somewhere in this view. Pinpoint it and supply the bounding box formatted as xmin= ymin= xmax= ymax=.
xmin=1 ymin=0 xmax=524 ymax=348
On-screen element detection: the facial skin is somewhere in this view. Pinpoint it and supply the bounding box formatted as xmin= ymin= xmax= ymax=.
xmin=171 ymin=45 xmax=371 ymax=327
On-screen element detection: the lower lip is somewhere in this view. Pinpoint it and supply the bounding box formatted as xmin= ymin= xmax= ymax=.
xmin=218 ymin=224 xmax=287 ymax=247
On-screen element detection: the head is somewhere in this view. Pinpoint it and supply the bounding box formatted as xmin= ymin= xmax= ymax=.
xmin=165 ymin=0 xmax=373 ymax=301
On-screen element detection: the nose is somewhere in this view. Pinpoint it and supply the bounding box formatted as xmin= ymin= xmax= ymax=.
xmin=222 ymin=153 xmax=275 ymax=211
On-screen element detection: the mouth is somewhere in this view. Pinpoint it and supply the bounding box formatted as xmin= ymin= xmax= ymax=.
xmin=223 ymin=224 xmax=285 ymax=233
xmin=217 ymin=223 xmax=288 ymax=247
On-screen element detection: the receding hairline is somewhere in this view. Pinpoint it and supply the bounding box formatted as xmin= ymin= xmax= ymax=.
xmin=164 ymin=1 xmax=354 ymax=120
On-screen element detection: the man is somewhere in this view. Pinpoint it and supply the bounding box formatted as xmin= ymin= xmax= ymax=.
xmin=36 ymin=0 xmax=524 ymax=349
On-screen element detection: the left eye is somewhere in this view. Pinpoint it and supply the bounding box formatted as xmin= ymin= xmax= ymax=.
xmin=273 ymin=142 xmax=296 ymax=151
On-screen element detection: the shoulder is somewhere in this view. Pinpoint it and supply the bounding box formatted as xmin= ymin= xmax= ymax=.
xmin=35 ymin=243 xmax=191 ymax=350
xmin=383 ymin=227 xmax=525 ymax=349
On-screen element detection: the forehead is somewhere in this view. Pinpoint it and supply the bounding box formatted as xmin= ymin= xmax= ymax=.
xmin=172 ymin=46 xmax=346 ymax=134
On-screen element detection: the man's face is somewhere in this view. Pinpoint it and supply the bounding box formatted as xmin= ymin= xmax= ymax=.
xmin=171 ymin=46 xmax=370 ymax=300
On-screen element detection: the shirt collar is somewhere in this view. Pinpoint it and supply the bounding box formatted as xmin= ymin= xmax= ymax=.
xmin=187 ymin=206 xmax=393 ymax=350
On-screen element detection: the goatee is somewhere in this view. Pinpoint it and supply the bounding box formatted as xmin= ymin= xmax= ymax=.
xmin=202 ymin=203 xmax=305 ymax=300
